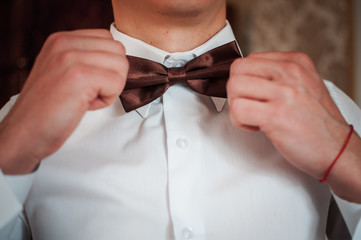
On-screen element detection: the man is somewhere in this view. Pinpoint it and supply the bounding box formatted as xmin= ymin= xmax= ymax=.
xmin=1 ymin=0 xmax=361 ymax=239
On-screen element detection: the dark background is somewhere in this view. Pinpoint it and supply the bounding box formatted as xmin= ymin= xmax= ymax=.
xmin=0 ymin=0 xmax=113 ymax=107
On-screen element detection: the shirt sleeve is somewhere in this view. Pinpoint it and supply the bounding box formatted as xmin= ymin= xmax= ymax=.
xmin=325 ymin=81 xmax=361 ymax=238
xmin=354 ymin=220 xmax=361 ymax=239
xmin=0 ymin=170 xmax=22 ymax=229
xmin=0 ymin=170 xmax=35 ymax=239
xmin=0 ymin=95 xmax=35 ymax=239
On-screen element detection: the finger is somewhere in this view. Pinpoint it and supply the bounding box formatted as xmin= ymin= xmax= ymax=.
xmin=48 ymin=50 xmax=129 ymax=76
xmin=39 ymin=31 xmax=125 ymax=65
xmin=227 ymin=75 xmax=282 ymax=102
xmin=24 ymin=49 xmax=129 ymax=92
xmin=87 ymin=72 xmax=127 ymax=110
xmin=231 ymin=57 xmax=310 ymax=85
xmin=70 ymin=29 xmax=113 ymax=38
xmin=49 ymin=29 xmax=113 ymax=40
xmin=33 ymin=36 xmax=126 ymax=82
xmin=43 ymin=36 xmax=126 ymax=56
xmin=247 ymin=51 xmax=317 ymax=72
xmin=59 ymin=64 xmax=127 ymax=110
xmin=229 ymin=98 xmax=270 ymax=129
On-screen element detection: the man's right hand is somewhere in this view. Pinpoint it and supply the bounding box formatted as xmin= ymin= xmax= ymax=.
xmin=0 ymin=29 xmax=129 ymax=174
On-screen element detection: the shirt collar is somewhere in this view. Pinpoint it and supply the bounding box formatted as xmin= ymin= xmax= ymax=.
xmin=110 ymin=21 xmax=241 ymax=118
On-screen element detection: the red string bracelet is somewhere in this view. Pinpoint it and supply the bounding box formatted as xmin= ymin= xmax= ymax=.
xmin=319 ymin=124 xmax=354 ymax=183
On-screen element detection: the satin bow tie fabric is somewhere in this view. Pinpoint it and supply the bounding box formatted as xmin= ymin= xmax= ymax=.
xmin=120 ymin=41 xmax=241 ymax=112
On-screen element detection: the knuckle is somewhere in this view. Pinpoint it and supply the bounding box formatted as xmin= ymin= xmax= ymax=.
xmin=292 ymin=52 xmax=312 ymax=64
xmin=48 ymin=33 xmax=72 ymax=52
xmin=46 ymin=32 xmax=61 ymax=43
xmin=57 ymin=50 xmax=77 ymax=64
xmin=284 ymin=61 xmax=303 ymax=75
xmin=114 ymin=41 xmax=126 ymax=54
xmin=281 ymin=85 xmax=297 ymax=101
xmin=66 ymin=64 xmax=88 ymax=81
xmin=230 ymin=58 xmax=243 ymax=72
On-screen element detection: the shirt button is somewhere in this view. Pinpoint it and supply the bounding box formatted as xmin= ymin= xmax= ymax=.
xmin=176 ymin=138 xmax=188 ymax=149
xmin=182 ymin=227 xmax=194 ymax=239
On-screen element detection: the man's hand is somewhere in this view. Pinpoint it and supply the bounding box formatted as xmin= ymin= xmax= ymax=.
xmin=0 ymin=29 xmax=129 ymax=174
xmin=227 ymin=52 xmax=361 ymax=202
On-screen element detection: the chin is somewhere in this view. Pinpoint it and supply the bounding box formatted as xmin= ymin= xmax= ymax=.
xmin=152 ymin=0 xmax=223 ymax=18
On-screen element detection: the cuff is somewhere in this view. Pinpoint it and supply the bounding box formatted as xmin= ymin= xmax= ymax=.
xmin=354 ymin=220 xmax=361 ymax=240
xmin=333 ymin=194 xmax=361 ymax=237
xmin=0 ymin=169 xmax=36 ymax=229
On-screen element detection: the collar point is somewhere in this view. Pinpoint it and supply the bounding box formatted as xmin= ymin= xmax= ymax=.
xmin=211 ymin=97 xmax=227 ymax=112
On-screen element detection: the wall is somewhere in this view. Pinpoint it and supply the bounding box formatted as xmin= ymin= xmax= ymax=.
xmin=354 ymin=0 xmax=361 ymax=107
xmin=227 ymin=0 xmax=353 ymax=99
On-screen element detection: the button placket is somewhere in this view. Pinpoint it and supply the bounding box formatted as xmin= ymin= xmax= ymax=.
xmin=162 ymin=70 xmax=205 ymax=240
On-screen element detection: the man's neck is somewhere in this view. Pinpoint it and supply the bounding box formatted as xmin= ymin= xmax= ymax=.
xmin=111 ymin=0 xmax=226 ymax=53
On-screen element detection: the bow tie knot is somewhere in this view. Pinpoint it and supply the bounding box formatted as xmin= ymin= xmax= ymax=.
xmin=168 ymin=67 xmax=187 ymax=85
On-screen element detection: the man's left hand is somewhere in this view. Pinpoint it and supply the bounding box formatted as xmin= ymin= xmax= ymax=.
xmin=227 ymin=52 xmax=361 ymax=202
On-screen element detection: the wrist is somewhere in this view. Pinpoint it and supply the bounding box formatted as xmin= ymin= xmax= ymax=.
xmin=326 ymin=128 xmax=361 ymax=203
xmin=318 ymin=124 xmax=354 ymax=182
xmin=0 ymin=118 xmax=40 ymax=174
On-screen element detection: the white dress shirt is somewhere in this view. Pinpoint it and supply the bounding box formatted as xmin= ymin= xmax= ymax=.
xmin=1 ymin=21 xmax=361 ymax=240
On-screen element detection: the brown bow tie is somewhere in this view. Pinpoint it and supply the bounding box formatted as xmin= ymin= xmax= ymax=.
xmin=120 ymin=41 xmax=241 ymax=112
